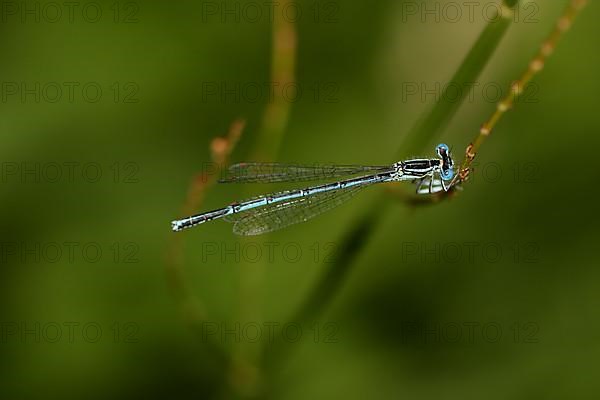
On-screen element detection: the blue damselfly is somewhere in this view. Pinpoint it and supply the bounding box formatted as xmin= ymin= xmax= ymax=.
xmin=171 ymin=144 xmax=455 ymax=235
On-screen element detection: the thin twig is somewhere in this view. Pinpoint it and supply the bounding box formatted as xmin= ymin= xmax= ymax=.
xmin=165 ymin=119 xmax=245 ymax=338
xmin=388 ymin=0 xmax=588 ymax=205
xmin=252 ymin=0 xmax=297 ymax=161
xmin=456 ymin=0 xmax=588 ymax=184
xmin=231 ymin=1 xmax=298 ymax=396
xmin=397 ymin=0 xmax=522 ymax=158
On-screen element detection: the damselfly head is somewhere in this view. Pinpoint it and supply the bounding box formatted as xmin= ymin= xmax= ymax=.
xmin=436 ymin=143 xmax=450 ymax=158
xmin=436 ymin=143 xmax=455 ymax=181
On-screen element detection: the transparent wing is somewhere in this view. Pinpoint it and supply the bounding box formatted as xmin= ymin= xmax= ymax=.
xmin=228 ymin=185 xmax=368 ymax=236
xmin=415 ymin=176 xmax=445 ymax=195
xmin=220 ymin=162 xmax=392 ymax=183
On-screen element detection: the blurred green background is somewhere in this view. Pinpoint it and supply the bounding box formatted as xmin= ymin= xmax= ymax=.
xmin=1 ymin=0 xmax=599 ymax=398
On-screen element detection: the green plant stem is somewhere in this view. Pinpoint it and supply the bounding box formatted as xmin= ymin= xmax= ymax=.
xmin=457 ymin=0 xmax=588 ymax=182
xmin=397 ymin=1 xmax=518 ymax=158
xmin=264 ymin=0 xmax=522 ymax=369
xmin=232 ymin=1 xmax=298 ymax=396
xmin=261 ymin=204 xmax=388 ymax=372
xmin=252 ymin=0 xmax=297 ymax=161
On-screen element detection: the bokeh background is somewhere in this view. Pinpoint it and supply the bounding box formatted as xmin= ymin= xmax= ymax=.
xmin=1 ymin=0 xmax=599 ymax=399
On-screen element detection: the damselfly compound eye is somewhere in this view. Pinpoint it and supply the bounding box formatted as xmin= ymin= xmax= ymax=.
xmin=441 ymin=168 xmax=454 ymax=181
xmin=436 ymin=143 xmax=450 ymax=157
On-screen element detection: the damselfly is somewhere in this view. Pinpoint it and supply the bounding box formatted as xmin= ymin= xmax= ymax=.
xmin=171 ymin=144 xmax=455 ymax=235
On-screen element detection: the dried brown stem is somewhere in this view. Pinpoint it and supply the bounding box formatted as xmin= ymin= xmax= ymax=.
xmin=455 ymin=0 xmax=588 ymax=184
xmin=165 ymin=119 xmax=245 ymax=333
xmin=230 ymin=2 xmax=298 ymax=395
